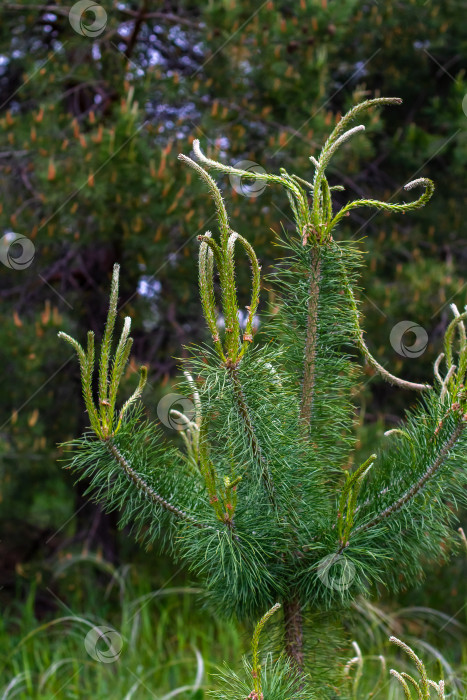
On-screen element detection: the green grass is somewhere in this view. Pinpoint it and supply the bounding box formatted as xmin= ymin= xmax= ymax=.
xmin=1 ymin=552 xmax=466 ymax=699
xmin=345 ymin=598 xmax=467 ymax=699
xmin=0 ymin=554 xmax=244 ymax=699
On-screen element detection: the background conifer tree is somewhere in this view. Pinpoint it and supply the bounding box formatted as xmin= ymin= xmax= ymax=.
xmin=59 ymin=98 xmax=467 ymax=697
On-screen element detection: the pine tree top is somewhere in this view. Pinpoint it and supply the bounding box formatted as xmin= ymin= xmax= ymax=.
xmin=58 ymin=97 xmax=467 ymax=695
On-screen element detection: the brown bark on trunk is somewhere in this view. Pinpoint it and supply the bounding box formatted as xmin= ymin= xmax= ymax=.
xmin=283 ymin=596 xmax=304 ymax=673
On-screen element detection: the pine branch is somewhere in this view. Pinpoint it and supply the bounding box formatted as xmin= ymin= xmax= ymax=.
xmin=98 ymin=264 xmax=120 ymax=428
xmin=225 ymin=360 xmax=276 ymax=503
xmin=354 ymin=417 xmax=466 ymax=535
xmin=323 ymin=98 xmax=403 ymax=150
xmin=190 ymin=140 xmax=311 ymax=235
xmin=231 ymin=231 xmax=262 ymax=359
xmin=58 ymin=331 xmax=101 ymax=434
xmin=58 ymin=269 xmax=209 ymax=534
xmin=311 ymin=97 xmax=403 ymax=240
xmin=198 ymin=232 xmax=223 ymax=353
xmin=182 ymin=159 xmax=264 ymax=365
xmin=105 ymin=439 xmax=206 ymax=528
xmin=343 ymin=266 xmax=430 ymax=392
xmin=329 ymin=177 xmax=435 ymax=230
xmin=59 ymin=264 xmax=148 ymax=439
xmin=251 ymin=603 xmax=281 ymax=697
xmin=299 ymin=247 xmax=321 ymax=430
xmin=178 ymin=154 xmax=230 ymax=245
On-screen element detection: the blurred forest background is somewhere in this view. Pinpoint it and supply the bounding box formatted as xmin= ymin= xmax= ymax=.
xmin=0 ymin=0 xmax=466 ymax=697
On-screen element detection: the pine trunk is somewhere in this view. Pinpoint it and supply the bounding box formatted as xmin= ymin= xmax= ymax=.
xmin=283 ymin=596 xmax=304 ymax=673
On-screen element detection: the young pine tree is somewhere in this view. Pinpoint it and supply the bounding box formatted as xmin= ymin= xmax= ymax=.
xmin=59 ymin=98 xmax=467 ymax=698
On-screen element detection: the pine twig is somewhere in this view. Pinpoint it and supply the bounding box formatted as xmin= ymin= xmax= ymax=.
xmin=354 ymin=418 xmax=466 ymax=535
xmin=340 ymin=254 xmax=430 ymax=392
xmin=251 ymin=603 xmax=281 ymax=697
xmin=105 ymin=440 xmax=207 ymax=529
xmin=299 ymin=247 xmax=321 ymax=429
xmin=226 ymin=360 xmax=276 ymax=504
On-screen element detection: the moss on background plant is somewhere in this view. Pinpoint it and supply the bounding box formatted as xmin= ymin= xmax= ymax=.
xmin=59 ymin=98 xmax=467 ymax=697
